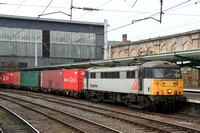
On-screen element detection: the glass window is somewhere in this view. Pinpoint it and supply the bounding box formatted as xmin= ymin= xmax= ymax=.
xmin=153 ymin=68 xmax=182 ymax=79
xmin=144 ymin=68 xmax=153 ymax=78
xmin=0 ymin=27 xmax=42 ymax=57
xmin=116 ymin=72 xmax=119 ymax=78
xmin=127 ymin=71 xmax=135 ymax=78
xmin=149 ymin=68 xmax=153 ymax=78
xmin=101 ymin=72 xmax=104 ymax=78
xmin=101 ymin=72 xmax=119 ymax=78
xmin=90 ymin=73 xmax=96 ymax=78
xmin=50 ymin=30 xmax=96 ymax=58
xmin=144 ymin=69 xmax=149 ymax=78
xmin=153 ymin=69 xmax=164 ymax=78
xmin=172 ymin=69 xmax=181 ymax=79
xmin=111 ymin=72 xmax=119 ymax=78
xmin=110 ymin=72 xmax=115 ymax=78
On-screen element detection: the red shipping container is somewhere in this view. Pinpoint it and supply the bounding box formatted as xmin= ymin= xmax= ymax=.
xmin=13 ymin=72 xmax=20 ymax=86
xmin=41 ymin=70 xmax=63 ymax=90
xmin=63 ymin=69 xmax=86 ymax=91
xmin=9 ymin=72 xmax=13 ymax=84
xmin=0 ymin=73 xmax=2 ymax=84
xmin=1 ymin=72 xmax=10 ymax=85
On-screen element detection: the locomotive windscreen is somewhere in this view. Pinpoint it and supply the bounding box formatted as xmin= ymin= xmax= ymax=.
xmin=153 ymin=68 xmax=182 ymax=79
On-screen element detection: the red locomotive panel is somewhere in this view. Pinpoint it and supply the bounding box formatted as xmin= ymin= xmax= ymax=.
xmin=13 ymin=72 xmax=20 ymax=86
xmin=41 ymin=70 xmax=63 ymax=90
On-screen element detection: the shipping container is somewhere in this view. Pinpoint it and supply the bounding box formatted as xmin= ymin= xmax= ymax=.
xmin=9 ymin=72 xmax=13 ymax=85
xmin=63 ymin=69 xmax=86 ymax=91
xmin=1 ymin=72 xmax=10 ymax=84
xmin=41 ymin=70 xmax=63 ymax=90
xmin=20 ymin=71 xmax=40 ymax=87
xmin=0 ymin=73 xmax=2 ymax=84
xmin=13 ymin=72 xmax=20 ymax=86
xmin=40 ymin=69 xmax=86 ymax=91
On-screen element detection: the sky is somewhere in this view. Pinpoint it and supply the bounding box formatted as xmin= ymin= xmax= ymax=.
xmin=0 ymin=0 xmax=200 ymax=42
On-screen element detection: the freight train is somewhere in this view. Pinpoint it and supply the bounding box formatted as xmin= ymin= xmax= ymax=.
xmin=0 ymin=61 xmax=186 ymax=111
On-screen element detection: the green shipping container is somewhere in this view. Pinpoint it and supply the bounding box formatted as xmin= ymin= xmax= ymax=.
xmin=20 ymin=71 xmax=40 ymax=87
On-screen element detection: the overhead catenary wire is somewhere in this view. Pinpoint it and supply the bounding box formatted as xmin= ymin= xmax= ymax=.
xmin=75 ymin=0 xmax=112 ymax=20
xmin=132 ymin=0 xmax=138 ymax=7
xmin=12 ymin=0 xmax=26 ymax=15
xmin=107 ymin=0 xmax=193 ymax=33
xmin=107 ymin=0 xmax=196 ymax=23
xmin=130 ymin=19 xmax=200 ymax=40
xmin=40 ymin=0 xmax=54 ymax=16
xmin=0 ymin=0 xmax=199 ymax=58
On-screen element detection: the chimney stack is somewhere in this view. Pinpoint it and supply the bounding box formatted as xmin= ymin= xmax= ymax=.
xmin=122 ymin=34 xmax=127 ymax=43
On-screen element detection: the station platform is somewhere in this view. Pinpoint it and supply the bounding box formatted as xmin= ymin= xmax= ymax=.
xmin=183 ymin=87 xmax=200 ymax=103
xmin=184 ymin=88 xmax=200 ymax=93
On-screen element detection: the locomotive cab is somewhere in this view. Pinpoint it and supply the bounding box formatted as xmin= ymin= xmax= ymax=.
xmin=138 ymin=61 xmax=186 ymax=111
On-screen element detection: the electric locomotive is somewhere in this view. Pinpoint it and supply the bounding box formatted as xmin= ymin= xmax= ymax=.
xmin=84 ymin=61 xmax=186 ymax=111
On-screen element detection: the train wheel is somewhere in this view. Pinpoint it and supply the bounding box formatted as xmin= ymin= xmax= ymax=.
xmin=139 ymin=97 xmax=146 ymax=110
xmin=96 ymin=92 xmax=103 ymax=102
xmin=152 ymin=103 xmax=157 ymax=112
xmin=84 ymin=91 xmax=91 ymax=100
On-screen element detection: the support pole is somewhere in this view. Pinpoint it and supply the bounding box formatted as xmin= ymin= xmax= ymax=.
xmin=35 ymin=32 xmax=38 ymax=67
xmin=160 ymin=0 xmax=163 ymax=23
xmin=70 ymin=0 xmax=73 ymax=20
xmin=104 ymin=19 xmax=108 ymax=60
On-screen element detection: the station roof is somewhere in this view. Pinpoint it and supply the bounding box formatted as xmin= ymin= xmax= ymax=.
xmin=0 ymin=14 xmax=104 ymax=26
xmin=19 ymin=48 xmax=200 ymax=71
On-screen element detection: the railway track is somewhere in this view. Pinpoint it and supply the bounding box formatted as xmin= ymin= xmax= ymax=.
xmin=2 ymin=90 xmax=200 ymax=133
xmin=0 ymin=92 xmax=121 ymax=133
xmin=0 ymin=105 xmax=39 ymax=133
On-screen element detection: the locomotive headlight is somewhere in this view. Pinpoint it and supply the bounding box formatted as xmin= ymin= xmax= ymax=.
xmin=167 ymin=89 xmax=171 ymax=94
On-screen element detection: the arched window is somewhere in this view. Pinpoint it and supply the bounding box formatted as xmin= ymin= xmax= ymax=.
xmin=130 ymin=49 xmax=137 ymax=56
xmin=183 ymin=41 xmax=192 ymax=50
xmin=119 ymin=50 xmax=125 ymax=57
xmin=161 ymin=44 xmax=167 ymax=53
xmin=172 ymin=42 xmax=180 ymax=51
xmin=112 ymin=51 xmax=118 ymax=58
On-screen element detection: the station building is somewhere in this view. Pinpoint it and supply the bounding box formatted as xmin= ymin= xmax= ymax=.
xmin=0 ymin=14 xmax=104 ymax=68
xmin=107 ymin=30 xmax=200 ymax=88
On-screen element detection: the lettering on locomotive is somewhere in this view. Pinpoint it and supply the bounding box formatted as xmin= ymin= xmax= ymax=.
xmin=90 ymin=84 xmax=98 ymax=88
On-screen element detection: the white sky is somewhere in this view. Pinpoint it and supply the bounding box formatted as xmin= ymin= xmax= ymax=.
xmin=0 ymin=0 xmax=200 ymax=41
